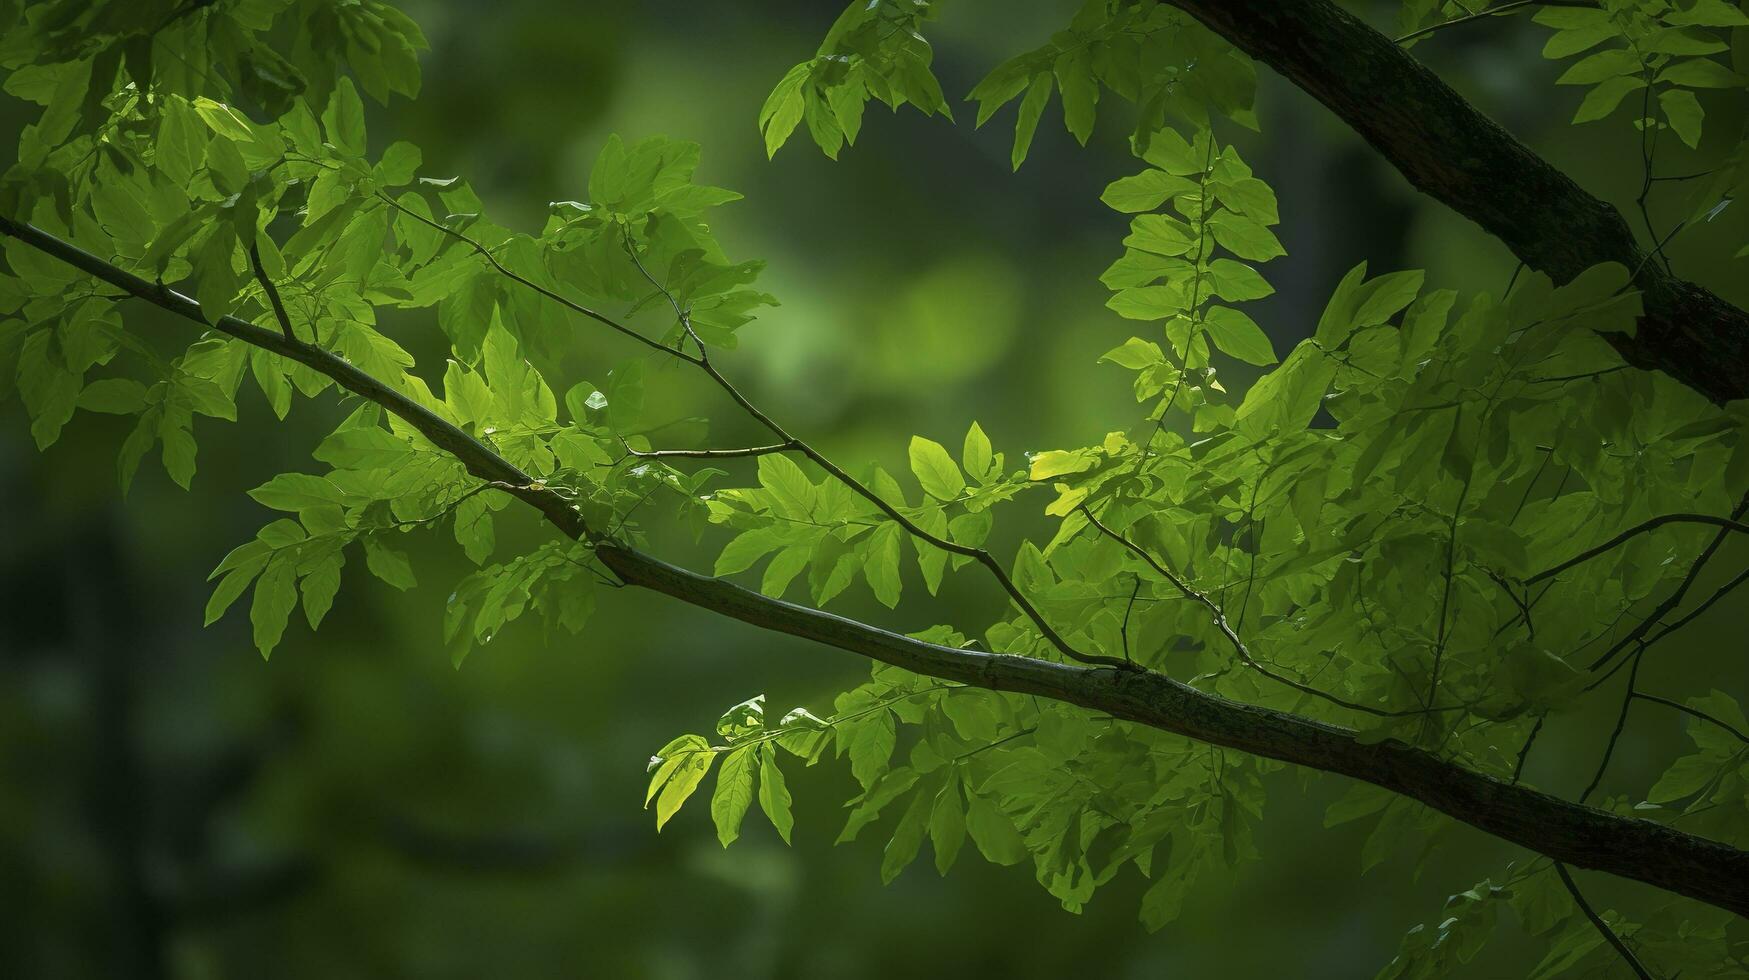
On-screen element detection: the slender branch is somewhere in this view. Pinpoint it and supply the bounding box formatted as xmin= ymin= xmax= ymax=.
xmin=247 ymin=241 xmax=295 ymax=342
xmin=376 ymin=193 xmax=698 ymax=365
xmin=1633 ymin=692 xmax=1749 ymax=745
xmin=396 ymin=199 xmax=1130 ymax=671
xmin=1580 ymin=647 xmax=1643 ymax=804
xmin=1083 ymin=507 xmax=1453 ymax=718
xmin=1585 ymin=495 xmax=1749 ymax=672
xmin=624 ymin=442 xmax=797 ymax=460
xmin=1554 ymin=862 xmax=1656 ymax=980
xmin=1428 ymin=428 xmax=1476 ymax=710
xmin=1393 ymin=0 xmax=1541 ymax=45
xmin=610 ymin=227 xmax=1132 ymax=671
xmin=1512 ymin=713 xmax=1545 ymax=783
xmin=1526 ymin=365 xmax=1629 ymax=385
xmin=1526 ymin=513 xmax=1749 ymax=586
xmin=1643 ymin=565 xmax=1749 ymax=648
xmin=7 ymin=214 xmax=1749 ymax=920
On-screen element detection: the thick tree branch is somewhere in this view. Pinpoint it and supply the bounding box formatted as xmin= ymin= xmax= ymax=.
xmin=6 ymin=215 xmax=1749 ymax=919
xmin=1163 ymin=0 xmax=1749 ymax=405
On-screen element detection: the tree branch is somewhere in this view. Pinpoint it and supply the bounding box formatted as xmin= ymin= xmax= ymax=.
xmin=1526 ymin=512 xmax=1749 ymax=586
xmin=1162 ymin=0 xmax=1749 ymax=405
xmin=383 ymin=196 xmax=1131 ymax=671
xmin=1554 ymin=862 xmax=1656 ymax=980
xmin=622 ymin=442 xmax=797 ymax=460
xmin=246 ymin=241 xmax=295 ymax=342
xmin=6 ymin=214 xmax=1749 ymax=920
xmin=1082 ymin=507 xmax=1452 ymax=718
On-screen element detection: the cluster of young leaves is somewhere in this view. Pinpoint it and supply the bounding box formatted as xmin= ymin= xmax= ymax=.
xmin=704 ymin=424 xmax=1019 ymax=610
xmin=765 ymin=0 xmax=1256 ymax=170
xmin=1642 ymin=691 xmax=1749 ymax=848
xmin=0 ymin=0 xmax=431 ymax=489
xmin=1376 ymin=862 xmax=1744 ymax=979
xmin=967 ymin=0 xmax=1257 ymax=170
xmin=758 ymin=0 xmax=951 ymax=160
xmin=1534 ymin=0 xmax=1749 ymax=148
xmin=649 ymin=651 xmax=1275 ymax=926
xmin=1095 ymin=127 xmax=1281 ymax=428
xmin=0 ymin=0 xmax=787 ymax=663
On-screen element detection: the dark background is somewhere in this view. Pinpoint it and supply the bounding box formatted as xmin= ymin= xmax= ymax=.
xmin=3 ymin=2 xmax=1747 ymax=976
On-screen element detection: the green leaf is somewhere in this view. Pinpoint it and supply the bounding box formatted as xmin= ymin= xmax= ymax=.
xmin=1107 ymin=284 xmax=1186 ymax=321
xmin=1203 ymin=306 xmax=1276 ymax=365
xmin=1207 ymin=211 xmax=1284 ymax=261
xmin=964 ymin=789 xmax=1026 ymax=866
xmin=844 ymin=710 xmax=896 ymax=788
xmin=364 ymin=538 xmax=417 ymax=590
xmin=1572 ymin=75 xmax=1645 ymax=123
xmin=321 ymin=77 xmax=367 ymax=157
xmin=1028 ymin=450 xmax=1091 ymax=481
xmin=1054 ymin=50 xmax=1097 ymax=145
xmin=759 ymin=63 xmax=809 ymax=158
xmin=191 ymin=98 xmax=257 ymax=144
xmin=1125 ymin=214 xmax=1197 ymax=256
xmin=963 ymin=422 xmax=993 ymax=481
xmin=1207 ymin=258 xmax=1273 ymax=302
xmin=929 ymin=776 xmax=967 ymax=874
xmin=1664 ymin=0 xmax=1749 ymax=27
xmin=376 ymin=141 xmax=421 ymax=185
xmin=77 ymin=378 xmax=148 ymax=415
xmin=1659 ymin=88 xmax=1704 ymax=148
xmin=865 ymin=523 xmax=903 ymax=608
xmin=1011 ymin=73 xmax=1052 ymax=171
xmin=654 ymin=744 xmax=714 ymax=831
xmin=758 ymin=745 xmax=794 ymax=844
xmin=1102 ymin=169 xmax=1190 ymax=213
xmin=250 ymin=556 xmax=298 ymax=659
xmin=909 ymin=435 xmax=965 ymax=500
xmin=757 ymin=453 xmax=815 ymax=519
xmin=299 ymin=551 xmax=343 ymax=629
xmin=249 ymin=472 xmax=345 ymax=511
xmin=606 ymin=359 xmax=644 ymax=432
xmin=710 ymin=746 xmax=756 ymax=847
xmin=881 ymin=781 xmax=932 ymax=884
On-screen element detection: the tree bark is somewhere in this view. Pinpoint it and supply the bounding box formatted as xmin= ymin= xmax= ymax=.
xmin=7 ymin=215 xmax=1746 ymax=920
xmin=1165 ymin=0 xmax=1749 ymax=405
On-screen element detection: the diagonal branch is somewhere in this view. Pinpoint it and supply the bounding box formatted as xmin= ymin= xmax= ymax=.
xmin=1082 ymin=507 xmax=1454 ymax=718
xmin=1526 ymin=512 xmax=1749 ymax=586
xmin=247 ymin=241 xmax=295 ymax=342
xmin=1161 ymin=0 xmax=1749 ymax=405
xmin=5 ymin=214 xmax=1749 ymax=920
xmin=1554 ymin=862 xmax=1656 ymax=980
xmin=383 ymin=194 xmax=1130 ymax=671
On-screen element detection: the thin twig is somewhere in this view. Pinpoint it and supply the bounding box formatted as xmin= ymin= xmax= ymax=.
xmin=625 ymin=442 xmax=797 ymax=460
xmin=1581 ymin=647 xmax=1643 ymax=804
xmin=1083 ymin=507 xmax=1457 ymax=718
xmin=377 ymin=192 xmax=697 ymax=364
xmin=614 ymin=231 xmax=1133 ymax=671
xmin=1585 ymin=494 xmax=1749 ymax=673
xmin=1633 ymin=692 xmax=1749 ymax=744
xmin=1528 ymin=512 xmax=1749 ymax=586
xmin=1394 ymin=0 xmax=1540 ymax=45
xmin=1513 ymin=713 xmax=1546 ymax=783
xmin=1554 ymin=862 xmax=1655 ymax=980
